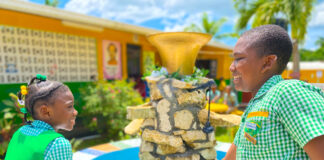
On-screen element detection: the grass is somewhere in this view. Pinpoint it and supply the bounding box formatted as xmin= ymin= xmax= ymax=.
xmin=73 ymin=136 xmax=110 ymax=151
xmin=215 ymin=126 xmax=238 ymax=143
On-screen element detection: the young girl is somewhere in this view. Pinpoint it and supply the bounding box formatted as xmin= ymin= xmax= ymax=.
xmin=5 ymin=74 xmax=78 ymax=160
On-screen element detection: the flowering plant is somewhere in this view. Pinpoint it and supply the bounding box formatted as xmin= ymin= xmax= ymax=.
xmin=80 ymin=80 xmax=143 ymax=140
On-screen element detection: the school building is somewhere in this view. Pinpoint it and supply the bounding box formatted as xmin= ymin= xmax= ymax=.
xmin=0 ymin=0 xmax=234 ymax=106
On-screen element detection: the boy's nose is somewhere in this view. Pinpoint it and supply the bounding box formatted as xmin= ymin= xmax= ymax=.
xmin=229 ymin=61 xmax=235 ymax=72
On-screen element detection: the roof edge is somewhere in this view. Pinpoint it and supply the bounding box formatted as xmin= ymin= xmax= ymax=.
xmin=0 ymin=0 xmax=161 ymax=35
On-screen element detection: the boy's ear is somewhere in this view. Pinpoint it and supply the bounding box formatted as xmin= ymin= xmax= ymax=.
xmin=261 ymin=54 xmax=277 ymax=73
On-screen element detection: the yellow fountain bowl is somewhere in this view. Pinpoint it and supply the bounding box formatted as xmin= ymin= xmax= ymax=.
xmin=147 ymin=32 xmax=212 ymax=75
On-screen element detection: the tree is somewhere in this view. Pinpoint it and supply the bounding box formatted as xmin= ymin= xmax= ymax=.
xmin=45 ymin=0 xmax=59 ymax=7
xmin=184 ymin=12 xmax=237 ymax=40
xmin=300 ymin=37 xmax=324 ymax=61
xmin=234 ymin=0 xmax=316 ymax=79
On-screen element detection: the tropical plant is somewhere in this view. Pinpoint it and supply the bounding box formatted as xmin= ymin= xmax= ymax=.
xmin=45 ymin=0 xmax=59 ymax=7
xmin=80 ymin=80 xmax=143 ymax=140
xmin=184 ymin=12 xmax=238 ymax=40
xmin=0 ymin=94 xmax=24 ymax=158
xmin=234 ymin=0 xmax=316 ymax=78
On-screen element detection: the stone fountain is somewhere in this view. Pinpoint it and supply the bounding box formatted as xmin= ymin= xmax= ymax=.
xmin=124 ymin=32 xmax=241 ymax=160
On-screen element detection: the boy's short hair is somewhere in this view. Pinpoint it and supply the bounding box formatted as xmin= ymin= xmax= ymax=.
xmin=241 ymin=24 xmax=293 ymax=74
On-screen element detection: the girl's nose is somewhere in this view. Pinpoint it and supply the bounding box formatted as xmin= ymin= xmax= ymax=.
xmin=73 ymin=109 xmax=78 ymax=116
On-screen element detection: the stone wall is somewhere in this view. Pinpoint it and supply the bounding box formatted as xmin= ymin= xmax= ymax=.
xmin=125 ymin=76 xmax=241 ymax=160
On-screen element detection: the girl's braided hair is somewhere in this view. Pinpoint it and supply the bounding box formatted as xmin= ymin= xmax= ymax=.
xmin=18 ymin=76 xmax=69 ymax=123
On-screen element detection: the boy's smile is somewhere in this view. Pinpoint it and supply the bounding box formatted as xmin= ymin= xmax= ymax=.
xmin=230 ymin=37 xmax=266 ymax=96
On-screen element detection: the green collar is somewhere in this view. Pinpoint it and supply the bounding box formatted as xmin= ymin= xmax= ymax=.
xmin=253 ymin=75 xmax=283 ymax=100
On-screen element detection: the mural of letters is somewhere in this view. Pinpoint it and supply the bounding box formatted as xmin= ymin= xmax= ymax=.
xmin=0 ymin=25 xmax=98 ymax=83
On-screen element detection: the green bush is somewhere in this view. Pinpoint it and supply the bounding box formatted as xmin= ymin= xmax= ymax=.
xmin=80 ymin=80 xmax=143 ymax=140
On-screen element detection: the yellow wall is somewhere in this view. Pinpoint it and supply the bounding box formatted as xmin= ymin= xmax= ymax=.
xmin=282 ymin=69 xmax=324 ymax=83
xmin=197 ymin=46 xmax=233 ymax=79
xmin=0 ymin=8 xmax=157 ymax=80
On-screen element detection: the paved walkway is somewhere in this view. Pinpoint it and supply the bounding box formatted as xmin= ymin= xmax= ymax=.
xmin=73 ymin=138 xmax=231 ymax=160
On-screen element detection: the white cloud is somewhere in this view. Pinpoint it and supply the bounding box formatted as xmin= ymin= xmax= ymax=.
xmin=310 ymin=1 xmax=324 ymax=27
xmin=64 ymin=0 xmax=237 ymax=25
xmin=164 ymin=12 xmax=203 ymax=32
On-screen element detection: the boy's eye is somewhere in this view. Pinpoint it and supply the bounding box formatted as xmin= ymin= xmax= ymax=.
xmin=235 ymin=57 xmax=243 ymax=61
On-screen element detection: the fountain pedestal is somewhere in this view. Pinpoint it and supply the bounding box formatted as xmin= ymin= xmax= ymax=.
xmin=124 ymin=32 xmax=241 ymax=160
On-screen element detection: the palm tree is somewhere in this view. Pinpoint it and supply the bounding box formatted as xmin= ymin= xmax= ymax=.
xmin=234 ymin=0 xmax=316 ymax=79
xmin=184 ymin=12 xmax=237 ymax=40
xmin=45 ymin=0 xmax=59 ymax=7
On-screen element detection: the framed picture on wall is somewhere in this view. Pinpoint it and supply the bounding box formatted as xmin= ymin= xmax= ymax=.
xmin=102 ymin=40 xmax=122 ymax=79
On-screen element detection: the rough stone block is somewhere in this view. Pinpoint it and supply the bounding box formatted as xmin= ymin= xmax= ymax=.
xmin=172 ymin=79 xmax=194 ymax=89
xmin=156 ymin=144 xmax=186 ymax=155
xmin=208 ymin=132 xmax=215 ymax=142
xmin=174 ymin=110 xmax=193 ymax=130
xmin=162 ymin=84 xmax=173 ymax=98
xmin=173 ymin=130 xmax=185 ymax=136
xmin=198 ymin=109 xmax=241 ymax=127
xmin=177 ymin=90 xmax=206 ymax=107
xmin=146 ymin=76 xmax=165 ymax=100
xmin=139 ymin=152 xmax=160 ymax=160
xmin=127 ymin=106 xmax=155 ymax=120
xmin=199 ymin=148 xmax=217 ymax=160
xmin=188 ymin=140 xmax=216 ymax=149
xmin=165 ymin=154 xmax=200 ymax=160
xmin=157 ymin=99 xmax=172 ymax=132
xmin=141 ymin=118 xmax=156 ymax=129
xmin=142 ymin=129 xmax=183 ymax=148
xmin=140 ymin=140 xmax=154 ymax=152
xmin=124 ymin=119 xmax=144 ymax=135
xmin=181 ymin=130 xmax=206 ymax=143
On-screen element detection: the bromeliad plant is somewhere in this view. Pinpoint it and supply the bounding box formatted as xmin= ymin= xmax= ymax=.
xmin=143 ymin=65 xmax=209 ymax=84
xmin=80 ymin=80 xmax=143 ymax=140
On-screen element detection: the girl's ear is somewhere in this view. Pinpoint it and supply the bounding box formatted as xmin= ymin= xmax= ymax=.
xmin=261 ymin=54 xmax=277 ymax=73
xmin=38 ymin=104 xmax=51 ymax=119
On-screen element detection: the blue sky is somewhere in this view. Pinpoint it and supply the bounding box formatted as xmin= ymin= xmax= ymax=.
xmin=28 ymin=0 xmax=324 ymax=50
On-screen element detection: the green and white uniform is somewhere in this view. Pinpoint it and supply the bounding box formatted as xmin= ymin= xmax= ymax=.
xmin=234 ymin=75 xmax=324 ymax=159
xmin=6 ymin=120 xmax=73 ymax=160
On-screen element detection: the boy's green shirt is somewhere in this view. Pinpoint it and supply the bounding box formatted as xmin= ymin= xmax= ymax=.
xmin=234 ymin=75 xmax=324 ymax=159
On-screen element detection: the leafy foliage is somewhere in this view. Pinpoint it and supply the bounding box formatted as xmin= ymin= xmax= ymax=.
xmin=233 ymin=0 xmax=316 ymax=41
xmin=80 ymin=80 xmax=143 ymax=140
xmin=300 ymin=37 xmax=324 ymax=61
xmin=45 ymin=0 xmax=59 ymax=7
xmin=184 ymin=12 xmax=238 ymax=40
xmin=0 ymin=94 xmax=24 ymax=157
xmin=142 ymin=65 xmax=209 ymax=84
